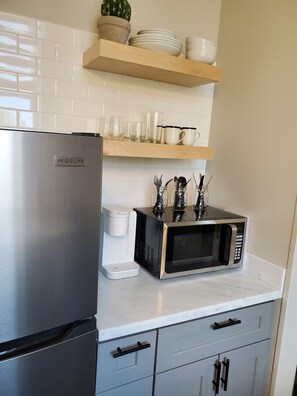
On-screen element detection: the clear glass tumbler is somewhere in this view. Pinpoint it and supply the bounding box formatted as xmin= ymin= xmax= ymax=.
xmin=173 ymin=186 xmax=188 ymax=211
xmin=193 ymin=186 xmax=209 ymax=210
xmin=152 ymin=186 xmax=168 ymax=213
xmin=143 ymin=111 xmax=164 ymax=143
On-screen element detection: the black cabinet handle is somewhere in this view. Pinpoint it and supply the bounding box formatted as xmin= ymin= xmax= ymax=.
xmin=221 ymin=359 xmax=230 ymax=391
xmin=212 ymin=318 xmax=241 ymax=330
xmin=212 ymin=361 xmax=221 ymax=395
xmin=112 ymin=341 xmax=151 ymax=358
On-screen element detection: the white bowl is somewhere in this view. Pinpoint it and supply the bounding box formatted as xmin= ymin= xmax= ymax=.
xmin=185 ymin=43 xmax=216 ymax=52
xmin=186 ymin=36 xmax=216 ymax=47
xmin=185 ymin=46 xmax=216 ymax=64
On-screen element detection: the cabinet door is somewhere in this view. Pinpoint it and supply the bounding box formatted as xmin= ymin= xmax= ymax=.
xmin=219 ymin=340 xmax=271 ymax=396
xmin=97 ymin=376 xmax=153 ymax=396
xmin=155 ymin=340 xmax=271 ymax=396
xmin=154 ymin=356 xmax=215 ymax=396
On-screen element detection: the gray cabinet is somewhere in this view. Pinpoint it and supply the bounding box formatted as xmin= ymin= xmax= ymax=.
xmin=155 ymin=340 xmax=270 ymax=396
xmin=155 ymin=302 xmax=276 ymax=396
xmin=96 ymin=302 xmax=276 ymax=396
xmin=96 ymin=330 xmax=156 ymax=395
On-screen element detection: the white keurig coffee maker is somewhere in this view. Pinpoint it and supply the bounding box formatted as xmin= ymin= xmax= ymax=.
xmin=100 ymin=206 xmax=140 ymax=280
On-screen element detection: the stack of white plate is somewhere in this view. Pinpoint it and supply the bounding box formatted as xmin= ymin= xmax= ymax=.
xmin=129 ymin=28 xmax=182 ymax=57
xmin=185 ymin=36 xmax=217 ymax=64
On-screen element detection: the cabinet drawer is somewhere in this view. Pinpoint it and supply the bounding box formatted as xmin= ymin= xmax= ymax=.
xmin=96 ymin=330 xmax=156 ymax=393
xmin=97 ymin=376 xmax=153 ymax=396
xmin=156 ymin=301 xmax=275 ymax=373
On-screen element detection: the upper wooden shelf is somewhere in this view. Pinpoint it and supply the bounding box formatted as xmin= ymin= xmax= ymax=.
xmin=103 ymin=139 xmax=213 ymax=160
xmin=83 ymin=39 xmax=221 ymax=88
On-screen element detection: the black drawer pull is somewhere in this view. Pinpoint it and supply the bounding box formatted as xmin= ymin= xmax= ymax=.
xmin=112 ymin=341 xmax=151 ymax=358
xmin=212 ymin=318 xmax=241 ymax=330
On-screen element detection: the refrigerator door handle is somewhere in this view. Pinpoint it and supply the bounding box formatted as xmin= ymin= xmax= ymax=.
xmin=0 ymin=320 xmax=87 ymax=362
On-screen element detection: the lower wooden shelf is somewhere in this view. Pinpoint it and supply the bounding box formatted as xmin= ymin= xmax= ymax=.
xmin=103 ymin=139 xmax=213 ymax=160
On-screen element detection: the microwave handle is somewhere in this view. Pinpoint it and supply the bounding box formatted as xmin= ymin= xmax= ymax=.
xmin=226 ymin=224 xmax=238 ymax=265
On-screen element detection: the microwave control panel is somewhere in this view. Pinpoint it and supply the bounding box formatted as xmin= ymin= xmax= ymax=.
xmin=234 ymin=232 xmax=244 ymax=263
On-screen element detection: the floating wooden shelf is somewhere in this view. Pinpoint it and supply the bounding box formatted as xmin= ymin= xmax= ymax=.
xmin=103 ymin=140 xmax=213 ymax=160
xmin=83 ymin=39 xmax=221 ymax=88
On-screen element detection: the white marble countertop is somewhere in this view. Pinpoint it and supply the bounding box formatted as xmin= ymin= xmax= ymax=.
xmin=97 ymin=254 xmax=285 ymax=342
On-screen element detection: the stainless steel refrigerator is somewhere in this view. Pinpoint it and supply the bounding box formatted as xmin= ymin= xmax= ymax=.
xmin=0 ymin=129 xmax=102 ymax=396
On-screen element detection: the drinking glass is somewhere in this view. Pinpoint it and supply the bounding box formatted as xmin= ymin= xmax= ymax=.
xmin=143 ymin=111 xmax=164 ymax=143
xmin=152 ymin=186 xmax=168 ymax=213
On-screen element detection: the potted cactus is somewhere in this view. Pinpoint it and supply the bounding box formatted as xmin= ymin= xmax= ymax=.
xmin=97 ymin=0 xmax=132 ymax=44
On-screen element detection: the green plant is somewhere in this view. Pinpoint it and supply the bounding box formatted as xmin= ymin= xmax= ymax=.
xmin=101 ymin=0 xmax=131 ymax=22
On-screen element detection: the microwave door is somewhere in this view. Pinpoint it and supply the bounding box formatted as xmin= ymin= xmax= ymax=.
xmin=164 ymin=225 xmax=222 ymax=275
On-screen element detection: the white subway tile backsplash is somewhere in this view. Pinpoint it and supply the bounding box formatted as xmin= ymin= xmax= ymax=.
xmin=38 ymin=94 xmax=72 ymax=115
xmin=55 ymin=113 xmax=88 ymax=132
xmin=56 ymin=114 xmax=88 ymax=132
xmin=18 ymin=75 xmax=55 ymax=95
xmin=0 ymin=108 xmax=17 ymax=126
xmin=18 ymin=36 xmax=56 ymax=59
xmin=73 ymin=98 xmax=103 ymax=118
xmin=73 ymin=65 xmax=105 ymax=86
xmin=56 ymin=43 xmax=84 ymax=65
xmin=37 ymin=20 xmax=73 ymax=45
xmin=19 ymin=110 xmax=55 ymax=130
xmin=38 ymin=58 xmax=73 ymax=80
xmin=118 ymin=88 xmax=146 ymax=108
xmin=0 ymin=12 xmax=214 ymax=208
xmin=0 ymin=51 xmax=36 ymax=74
xmin=0 ymin=32 xmax=17 ymax=52
xmin=0 ymin=90 xmax=36 ymax=110
xmin=88 ymin=84 xmax=118 ymax=103
xmin=0 ymin=71 xmax=17 ymax=90
xmin=170 ymin=96 xmax=197 ymax=115
xmin=146 ymin=93 xmax=171 ymax=113
xmin=73 ymin=29 xmax=97 ymax=49
xmin=56 ymin=80 xmax=88 ymax=100
xmin=103 ymin=103 xmax=132 ymax=119
xmin=87 ymin=117 xmax=100 ymax=132
xmin=0 ymin=13 xmax=37 ymax=37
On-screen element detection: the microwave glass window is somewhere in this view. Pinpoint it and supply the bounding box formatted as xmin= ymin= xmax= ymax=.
xmin=166 ymin=225 xmax=222 ymax=273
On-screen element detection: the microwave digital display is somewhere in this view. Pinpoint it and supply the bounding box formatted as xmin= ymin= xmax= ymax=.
xmin=134 ymin=206 xmax=247 ymax=279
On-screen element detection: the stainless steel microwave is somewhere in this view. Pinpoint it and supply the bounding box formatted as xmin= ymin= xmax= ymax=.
xmin=134 ymin=206 xmax=247 ymax=279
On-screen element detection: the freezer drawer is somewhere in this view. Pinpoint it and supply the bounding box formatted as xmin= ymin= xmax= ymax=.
xmin=0 ymin=318 xmax=97 ymax=396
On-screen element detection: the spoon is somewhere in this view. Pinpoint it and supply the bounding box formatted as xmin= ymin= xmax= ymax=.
xmin=164 ymin=178 xmax=173 ymax=188
xmin=178 ymin=176 xmax=187 ymax=187
xmin=198 ymin=174 xmax=204 ymax=191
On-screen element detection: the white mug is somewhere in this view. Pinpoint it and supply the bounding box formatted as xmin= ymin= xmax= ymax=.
xmin=164 ymin=126 xmax=184 ymax=145
xmin=181 ymin=127 xmax=200 ymax=146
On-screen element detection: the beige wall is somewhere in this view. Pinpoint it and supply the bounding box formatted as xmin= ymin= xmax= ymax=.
xmin=0 ymin=0 xmax=221 ymax=43
xmin=208 ymin=0 xmax=297 ymax=268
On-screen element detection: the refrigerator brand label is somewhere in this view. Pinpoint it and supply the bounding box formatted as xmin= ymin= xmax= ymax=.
xmin=54 ymin=156 xmax=86 ymax=167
